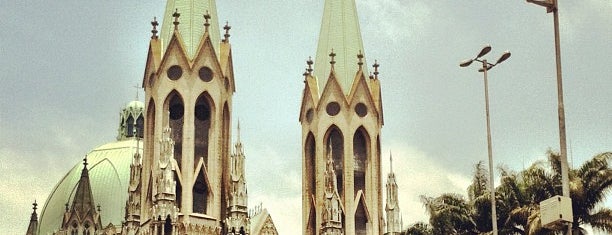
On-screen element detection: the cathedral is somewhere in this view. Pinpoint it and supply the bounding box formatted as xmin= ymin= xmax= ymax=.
xmin=23 ymin=0 xmax=403 ymax=234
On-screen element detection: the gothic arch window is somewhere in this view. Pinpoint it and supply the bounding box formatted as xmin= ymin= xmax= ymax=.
xmin=146 ymin=99 xmax=156 ymax=162
xmin=194 ymin=93 xmax=213 ymax=168
xmin=70 ymin=222 xmax=78 ymax=235
xmin=126 ymin=115 xmax=135 ymax=137
xmin=220 ymin=102 xmax=230 ymax=221
xmin=353 ymin=127 xmax=370 ymax=195
xmin=174 ymin=170 xmax=182 ymax=210
xmin=193 ymin=169 xmax=209 ymax=214
xmin=355 ymin=201 xmax=369 ymax=235
xmin=136 ymin=114 xmax=144 ymax=138
xmin=164 ymin=216 xmax=173 ymax=235
xmin=305 ymin=132 xmax=316 ymax=198
xmin=325 ymin=126 xmax=344 ymax=198
xmin=83 ymin=223 xmax=91 ymax=235
xmin=164 ymin=91 xmax=184 ymax=169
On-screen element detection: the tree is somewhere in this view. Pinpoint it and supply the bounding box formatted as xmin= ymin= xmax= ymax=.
xmin=417 ymin=151 xmax=611 ymax=235
xmin=403 ymin=222 xmax=432 ymax=235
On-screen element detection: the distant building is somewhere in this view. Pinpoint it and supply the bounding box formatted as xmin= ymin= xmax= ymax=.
xmin=25 ymin=0 xmax=403 ymax=234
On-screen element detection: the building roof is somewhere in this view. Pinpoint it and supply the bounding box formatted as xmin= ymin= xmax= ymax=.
xmin=38 ymin=139 xmax=142 ymax=235
xmin=314 ymin=0 xmax=368 ymax=95
xmin=250 ymin=208 xmax=278 ymax=235
xmin=160 ymin=0 xmax=221 ymax=59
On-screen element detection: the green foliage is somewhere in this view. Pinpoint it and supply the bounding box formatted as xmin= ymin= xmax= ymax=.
xmin=416 ymin=151 xmax=612 ymax=235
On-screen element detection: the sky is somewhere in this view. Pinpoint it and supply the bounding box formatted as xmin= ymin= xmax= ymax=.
xmin=1 ymin=0 xmax=610 ymax=234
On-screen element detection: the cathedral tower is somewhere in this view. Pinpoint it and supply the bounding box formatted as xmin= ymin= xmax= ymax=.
xmin=300 ymin=0 xmax=384 ymax=234
xmin=384 ymin=153 xmax=402 ymax=235
xmin=140 ymin=0 xmax=235 ymax=233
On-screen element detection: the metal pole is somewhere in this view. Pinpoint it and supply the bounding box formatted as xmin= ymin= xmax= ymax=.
xmin=482 ymin=59 xmax=498 ymax=235
xmin=552 ymin=1 xmax=571 ymax=234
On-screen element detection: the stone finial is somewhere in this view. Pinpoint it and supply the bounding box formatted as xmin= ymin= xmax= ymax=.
xmin=97 ymin=204 xmax=101 ymax=212
xmin=203 ymin=11 xmax=211 ymax=31
xmin=83 ymin=156 xmax=88 ymax=167
xmin=307 ymin=57 xmax=314 ymax=74
xmin=373 ymin=60 xmax=380 ymax=79
xmin=151 ymin=17 xmax=159 ymax=39
xmin=329 ymin=49 xmax=336 ymax=67
xmin=172 ymin=9 xmax=180 ymax=30
xmin=32 ymin=200 xmax=38 ymax=212
xmin=357 ymin=51 xmax=364 ymax=69
xmin=223 ymin=22 xmax=231 ymax=42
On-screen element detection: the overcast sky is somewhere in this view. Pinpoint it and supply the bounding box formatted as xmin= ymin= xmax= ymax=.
xmin=1 ymin=1 xmax=610 ymax=234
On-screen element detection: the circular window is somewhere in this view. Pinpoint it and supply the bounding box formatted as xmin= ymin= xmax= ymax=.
xmin=355 ymin=103 xmax=368 ymax=117
xmin=195 ymin=104 xmax=210 ymax=121
xmin=306 ymin=108 xmax=314 ymax=123
xmin=199 ymin=66 xmax=213 ymax=82
xmin=169 ymin=103 xmax=184 ymax=120
xmin=167 ymin=65 xmax=183 ymax=80
xmin=326 ymin=102 xmax=341 ymax=116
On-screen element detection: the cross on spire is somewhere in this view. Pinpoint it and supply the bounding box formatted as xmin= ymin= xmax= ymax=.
xmin=329 ymin=49 xmax=336 ymax=67
xmin=83 ymin=155 xmax=88 ymax=168
xmin=133 ymin=84 xmax=140 ymax=100
xmin=223 ymin=21 xmax=231 ymax=42
xmin=203 ymin=11 xmax=211 ymax=31
xmin=307 ymin=57 xmax=314 ymax=74
xmin=172 ymin=9 xmax=180 ymax=30
xmin=151 ymin=17 xmax=159 ymax=39
xmin=357 ymin=51 xmax=364 ymax=69
xmin=373 ymin=60 xmax=380 ymax=79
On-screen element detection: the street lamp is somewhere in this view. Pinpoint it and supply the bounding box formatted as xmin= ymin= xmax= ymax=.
xmin=525 ymin=1 xmax=572 ymax=234
xmin=460 ymin=45 xmax=511 ymax=235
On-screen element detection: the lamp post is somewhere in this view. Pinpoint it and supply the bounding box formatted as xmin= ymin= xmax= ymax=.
xmin=460 ymin=45 xmax=511 ymax=235
xmin=525 ymin=1 xmax=571 ymax=234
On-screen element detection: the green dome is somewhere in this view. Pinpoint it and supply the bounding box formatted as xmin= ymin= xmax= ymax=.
xmin=38 ymin=139 xmax=142 ymax=235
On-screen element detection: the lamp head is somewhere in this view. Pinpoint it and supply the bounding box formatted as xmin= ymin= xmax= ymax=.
xmin=496 ymin=51 xmax=511 ymax=64
xmin=460 ymin=59 xmax=473 ymax=67
xmin=477 ymin=45 xmax=492 ymax=58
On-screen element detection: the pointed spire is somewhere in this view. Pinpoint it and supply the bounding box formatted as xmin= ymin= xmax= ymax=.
xmin=223 ymin=21 xmax=231 ymax=43
xmin=71 ymin=156 xmax=95 ymax=212
xmin=236 ymin=118 xmax=241 ymax=144
xmin=389 ymin=150 xmax=393 ymax=173
xmin=151 ymin=17 xmax=159 ymax=39
xmin=314 ymin=0 xmax=368 ymax=94
xmin=161 ymin=0 xmax=221 ymax=58
xmin=26 ymin=200 xmax=38 ymax=235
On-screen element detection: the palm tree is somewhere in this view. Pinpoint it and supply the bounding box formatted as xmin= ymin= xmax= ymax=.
xmin=500 ymin=151 xmax=612 ymax=234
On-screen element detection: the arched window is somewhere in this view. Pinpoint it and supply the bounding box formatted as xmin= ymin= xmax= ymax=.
xmin=83 ymin=223 xmax=90 ymax=235
xmin=305 ymin=132 xmax=316 ymax=197
xmin=326 ymin=126 xmax=344 ymax=198
xmin=193 ymin=169 xmax=209 ymax=214
xmin=126 ymin=115 xmax=135 ymax=137
xmin=165 ymin=91 xmax=184 ymax=168
xmin=355 ymin=201 xmax=368 ymax=235
xmin=194 ymin=93 xmax=213 ymax=168
xmin=164 ymin=216 xmax=173 ymax=235
xmin=136 ymin=115 xmax=144 ymax=138
xmin=353 ymin=127 xmax=369 ymax=195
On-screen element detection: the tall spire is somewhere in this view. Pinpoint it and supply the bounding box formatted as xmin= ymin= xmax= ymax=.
xmin=71 ymin=157 xmax=96 ymax=215
xmin=314 ymin=0 xmax=368 ymax=94
xmin=25 ymin=200 xmax=38 ymax=235
xmin=385 ymin=152 xmax=401 ymax=235
xmin=321 ymin=143 xmax=344 ymax=235
xmin=161 ymin=0 xmax=221 ymax=58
